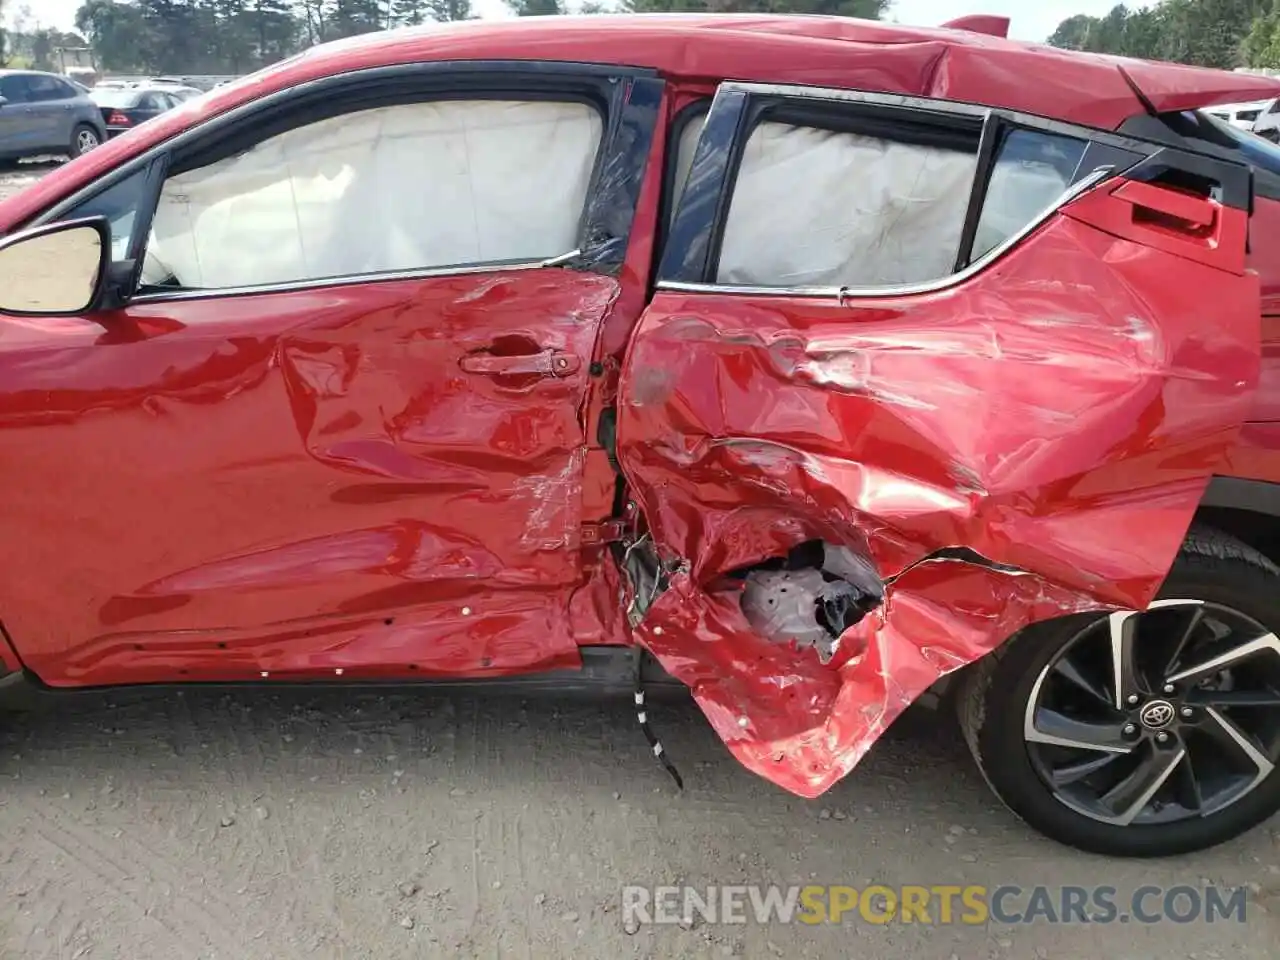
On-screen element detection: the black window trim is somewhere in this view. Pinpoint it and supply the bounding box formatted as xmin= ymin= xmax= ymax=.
xmin=656 ymin=80 xmax=1246 ymax=299
xmin=1120 ymin=110 xmax=1279 ymax=204
xmin=951 ymin=111 xmax=1002 ymax=272
xmin=33 ymin=60 xmax=663 ymax=304
xmin=651 ymin=97 xmax=712 ymax=292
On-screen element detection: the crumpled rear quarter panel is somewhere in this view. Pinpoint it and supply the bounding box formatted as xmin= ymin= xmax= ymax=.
xmin=616 ymin=210 xmax=1261 ymax=798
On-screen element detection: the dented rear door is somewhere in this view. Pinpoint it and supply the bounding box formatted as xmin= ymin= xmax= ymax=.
xmin=615 ymin=82 xmax=1261 ymax=797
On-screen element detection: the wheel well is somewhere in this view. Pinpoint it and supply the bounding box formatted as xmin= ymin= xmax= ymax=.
xmin=923 ymin=502 xmax=1280 ymax=708
xmin=1191 ymin=506 xmax=1280 ymax=569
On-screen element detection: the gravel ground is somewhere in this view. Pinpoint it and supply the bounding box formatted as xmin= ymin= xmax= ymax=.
xmin=2 ymin=690 xmax=1278 ymax=960
xmin=0 ymin=160 xmax=60 ymax=204
xmin=1 ymin=162 xmax=1279 ymax=960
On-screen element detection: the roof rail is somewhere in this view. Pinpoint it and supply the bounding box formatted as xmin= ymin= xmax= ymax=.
xmin=941 ymin=15 xmax=1010 ymax=38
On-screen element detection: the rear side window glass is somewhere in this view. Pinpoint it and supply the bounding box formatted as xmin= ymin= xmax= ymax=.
xmin=972 ymin=128 xmax=1087 ymax=261
xmin=712 ymin=116 xmax=1089 ymax=289
xmin=26 ymin=76 xmax=67 ymax=102
xmin=716 ymin=120 xmax=978 ymax=287
xmin=0 ymin=76 xmax=30 ymax=102
xmin=140 ymin=99 xmax=603 ymax=290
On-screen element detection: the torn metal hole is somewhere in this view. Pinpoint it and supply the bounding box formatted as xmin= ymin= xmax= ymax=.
xmin=623 ymin=533 xmax=668 ymax=626
xmin=739 ymin=540 xmax=885 ymax=664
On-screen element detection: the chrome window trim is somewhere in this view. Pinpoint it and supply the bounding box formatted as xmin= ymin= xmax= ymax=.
xmin=127 ymin=249 xmax=582 ymax=306
xmin=657 ymin=167 xmax=1111 ymax=300
xmin=717 ymin=80 xmax=992 ymax=121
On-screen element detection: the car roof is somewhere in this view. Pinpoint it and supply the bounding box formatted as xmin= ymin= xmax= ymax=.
xmin=253 ymin=14 xmax=1280 ymax=125
xmin=93 ymin=85 xmax=179 ymax=98
xmin=7 ymin=14 xmax=1280 ymax=227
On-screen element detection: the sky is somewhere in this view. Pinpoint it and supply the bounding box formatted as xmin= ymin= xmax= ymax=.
xmin=17 ymin=0 xmax=1133 ymax=45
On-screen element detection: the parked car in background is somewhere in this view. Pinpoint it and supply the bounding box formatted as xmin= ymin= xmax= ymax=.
xmin=1205 ymin=98 xmax=1271 ymax=130
xmin=160 ymin=85 xmax=204 ymax=102
xmin=1252 ymin=98 xmax=1280 ymax=141
xmin=0 ymin=69 xmax=106 ymax=161
xmin=140 ymin=77 xmax=205 ymax=100
xmin=90 ymin=85 xmax=186 ymax=137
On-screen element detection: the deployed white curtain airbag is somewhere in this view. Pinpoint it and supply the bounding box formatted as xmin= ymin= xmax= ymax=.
xmin=716 ymin=122 xmax=978 ymax=289
xmin=141 ymin=99 xmax=604 ymax=289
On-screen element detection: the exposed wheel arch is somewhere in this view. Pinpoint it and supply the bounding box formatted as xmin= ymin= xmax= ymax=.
xmin=1193 ymin=476 xmax=1280 ymax=572
xmin=922 ymin=486 xmax=1280 ymax=708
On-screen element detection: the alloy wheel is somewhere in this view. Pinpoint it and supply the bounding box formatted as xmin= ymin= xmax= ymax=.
xmin=77 ymin=129 xmax=100 ymax=153
xmin=1023 ymin=599 xmax=1280 ymax=826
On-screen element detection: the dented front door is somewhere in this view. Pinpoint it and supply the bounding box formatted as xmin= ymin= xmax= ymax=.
xmin=615 ymin=83 xmax=1261 ymax=797
xmin=0 ymin=70 xmax=663 ymax=687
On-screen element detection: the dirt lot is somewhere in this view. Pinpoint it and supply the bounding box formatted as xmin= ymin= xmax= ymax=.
xmin=3 ymin=689 xmax=1279 ymax=960
xmin=1 ymin=163 xmax=1279 ymax=960
xmin=0 ymin=162 xmax=57 ymax=205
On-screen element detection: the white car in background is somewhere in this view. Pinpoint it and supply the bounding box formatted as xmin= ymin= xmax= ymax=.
xmin=1206 ymin=98 xmax=1273 ymax=130
xmin=1250 ymin=98 xmax=1280 ymax=141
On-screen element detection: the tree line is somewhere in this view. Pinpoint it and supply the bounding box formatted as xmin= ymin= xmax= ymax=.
xmin=12 ymin=0 xmax=1280 ymax=77
xmin=0 ymin=0 xmax=886 ymax=75
xmin=1047 ymin=0 xmax=1280 ymax=70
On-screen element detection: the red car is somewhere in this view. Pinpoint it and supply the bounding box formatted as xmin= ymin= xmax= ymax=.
xmin=2 ymin=13 xmax=1280 ymax=858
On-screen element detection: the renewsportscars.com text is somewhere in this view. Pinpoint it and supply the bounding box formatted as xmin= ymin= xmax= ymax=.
xmin=621 ymin=884 xmax=1251 ymax=926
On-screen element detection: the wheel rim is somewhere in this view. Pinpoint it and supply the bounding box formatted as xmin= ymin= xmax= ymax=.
xmin=77 ymin=130 xmax=99 ymax=152
xmin=1024 ymin=599 xmax=1280 ymax=826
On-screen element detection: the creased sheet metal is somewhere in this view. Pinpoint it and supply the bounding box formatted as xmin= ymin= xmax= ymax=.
xmin=616 ymin=202 xmax=1260 ymax=798
xmin=0 ymin=271 xmax=619 ymax=685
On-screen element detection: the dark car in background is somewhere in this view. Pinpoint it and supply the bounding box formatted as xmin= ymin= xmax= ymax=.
xmin=90 ymin=86 xmax=187 ymax=138
xmin=0 ymin=69 xmax=107 ymax=161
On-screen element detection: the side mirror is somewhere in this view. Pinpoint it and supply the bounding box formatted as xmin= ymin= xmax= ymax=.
xmin=0 ymin=217 xmax=110 ymax=316
xmin=0 ymin=96 xmax=8 ymax=109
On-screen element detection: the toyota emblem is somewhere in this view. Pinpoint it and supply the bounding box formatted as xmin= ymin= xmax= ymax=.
xmin=1139 ymin=700 xmax=1176 ymax=729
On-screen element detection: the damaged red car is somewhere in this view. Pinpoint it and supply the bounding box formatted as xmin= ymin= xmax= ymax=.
xmin=4 ymin=13 xmax=1280 ymax=858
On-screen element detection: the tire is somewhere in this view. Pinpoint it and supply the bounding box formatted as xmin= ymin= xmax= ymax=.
xmin=69 ymin=124 xmax=102 ymax=159
xmin=958 ymin=525 xmax=1280 ymax=857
